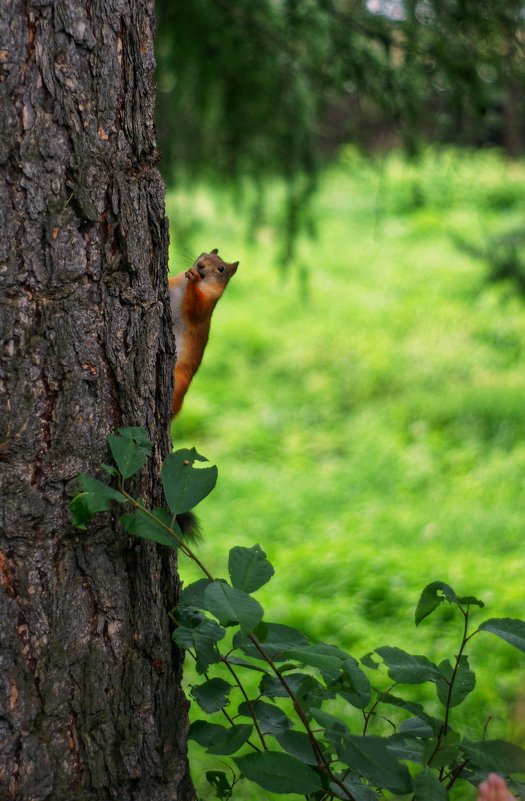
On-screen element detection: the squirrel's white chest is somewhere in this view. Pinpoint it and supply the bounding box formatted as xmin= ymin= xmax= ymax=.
xmin=169 ymin=282 xmax=187 ymax=350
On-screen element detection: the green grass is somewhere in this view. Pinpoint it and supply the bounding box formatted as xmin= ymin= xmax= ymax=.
xmin=166 ymin=148 xmax=525 ymax=799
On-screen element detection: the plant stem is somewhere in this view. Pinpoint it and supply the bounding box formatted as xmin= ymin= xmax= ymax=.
xmin=443 ymin=607 xmax=470 ymax=736
xmin=247 ymin=634 xmax=356 ymax=801
xmin=445 ymin=759 xmax=470 ymax=790
xmin=362 ymin=683 xmax=398 ymax=735
xmin=428 ymin=605 xmax=470 ymax=774
xmin=221 ymin=656 xmax=268 ymax=751
xmin=181 ymin=643 xmax=262 ymax=753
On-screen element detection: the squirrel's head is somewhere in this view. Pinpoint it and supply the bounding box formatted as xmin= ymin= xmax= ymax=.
xmin=194 ymin=249 xmax=239 ymax=288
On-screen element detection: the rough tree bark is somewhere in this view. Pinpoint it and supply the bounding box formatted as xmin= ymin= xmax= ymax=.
xmin=0 ymin=2 xmax=194 ymax=799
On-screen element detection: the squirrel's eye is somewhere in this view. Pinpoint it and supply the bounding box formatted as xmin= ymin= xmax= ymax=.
xmin=218 ymin=265 xmax=225 ymax=273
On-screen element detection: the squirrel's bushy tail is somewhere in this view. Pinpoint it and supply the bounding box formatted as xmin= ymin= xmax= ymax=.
xmin=176 ymin=511 xmax=201 ymax=540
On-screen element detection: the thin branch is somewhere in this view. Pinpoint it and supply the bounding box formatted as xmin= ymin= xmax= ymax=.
xmin=427 ymin=605 xmax=471 ymax=775
xmin=362 ymin=682 xmax=398 ymax=735
xmin=247 ymin=634 xmax=356 ymax=801
xmin=221 ymin=655 xmax=268 ymax=751
xmin=177 ymin=635 xmax=262 ymax=753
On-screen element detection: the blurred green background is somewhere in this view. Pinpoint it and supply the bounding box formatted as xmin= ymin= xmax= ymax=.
xmin=167 ymin=148 xmax=525 ymax=798
xmin=156 ymin=2 xmax=525 ymax=797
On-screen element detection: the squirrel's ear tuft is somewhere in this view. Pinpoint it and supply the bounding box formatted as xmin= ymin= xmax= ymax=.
xmin=211 ymin=248 xmax=219 ymax=254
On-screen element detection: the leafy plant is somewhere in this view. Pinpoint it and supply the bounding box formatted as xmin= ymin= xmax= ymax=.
xmin=453 ymin=226 xmax=525 ymax=296
xmin=72 ymin=428 xmax=525 ymax=800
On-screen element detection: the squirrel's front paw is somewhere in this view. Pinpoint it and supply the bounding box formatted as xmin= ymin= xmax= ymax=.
xmin=185 ymin=267 xmax=200 ymax=282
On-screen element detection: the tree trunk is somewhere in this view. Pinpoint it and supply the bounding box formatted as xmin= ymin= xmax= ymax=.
xmin=0 ymin=2 xmax=194 ymax=799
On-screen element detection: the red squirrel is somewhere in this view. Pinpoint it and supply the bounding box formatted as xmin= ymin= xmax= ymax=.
xmin=169 ymin=249 xmax=238 ymax=418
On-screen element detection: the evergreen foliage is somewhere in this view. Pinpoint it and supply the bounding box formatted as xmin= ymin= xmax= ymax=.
xmin=156 ymin=0 xmax=525 ymax=173
xmin=155 ymin=0 xmax=525 ymax=256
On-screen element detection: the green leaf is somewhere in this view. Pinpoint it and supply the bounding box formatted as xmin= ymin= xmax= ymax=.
xmin=413 ymin=768 xmax=448 ymax=800
xmin=191 ymin=677 xmax=233 ymax=713
xmin=415 ymin=582 xmax=457 ymax=625
xmin=285 ymin=644 xmax=343 ymax=684
xmin=423 ymin=731 xmax=460 ymax=768
xmin=204 ymin=581 xmax=263 ymax=634
xmin=179 ymin=578 xmax=213 ymax=609
xmin=311 ymin=709 xmax=352 ymax=755
xmin=275 ymin=730 xmax=318 ymax=765
xmin=399 ymin=718 xmax=435 ymax=739
xmin=120 ymin=507 xmax=179 ymax=548
xmin=174 ymin=605 xmax=206 ymax=629
xmin=100 ymin=462 xmax=119 ymax=477
xmin=375 ymin=646 xmax=440 ymax=684
xmin=330 ymin=776 xmax=379 ymax=801
xmin=436 ymin=656 xmax=475 ymax=708
xmin=456 ymin=595 xmax=484 ymax=608
xmin=161 ymin=447 xmax=217 ymax=514
xmin=108 ymin=427 xmax=152 ymax=479
xmin=70 ymin=495 xmax=93 ymax=529
xmin=238 ymin=700 xmax=291 ymax=735
xmin=377 ymin=692 xmax=440 ymax=730
xmin=226 ymin=655 xmax=269 ymax=674
xmin=311 ymin=708 xmax=351 ymax=737
xmin=228 ymin=544 xmax=274 ymax=593
xmin=479 ymin=618 xmax=525 ymax=653
xmin=207 ymin=724 xmax=253 ymax=755
xmin=190 ymin=720 xmax=252 ymax=755
xmin=233 ymin=622 xmax=309 ymax=661
xmin=259 ymin=674 xmax=296 ymax=698
xmin=190 ymin=720 xmax=225 ymax=747
xmin=206 ymin=771 xmax=234 ymax=800
xmin=460 ymin=739 xmax=525 ymax=774
xmin=337 ymin=656 xmax=371 ymax=708
xmin=338 ymin=735 xmax=412 ymax=795
xmin=173 ymin=618 xmax=225 ymax=673
xmin=259 ymin=672 xmax=329 ymax=707
xmin=297 ymin=675 xmax=335 ymax=707
xmin=78 ymin=474 xmax=127 ymax=502
xmin=388 ymin=732 xmax=426 ymax=762
xmin=70 ymin=474 xmax=127 ymax=528
xmin=361 ymin=651 xmax=380 ymax=670
xmin=234 ymin=751 xmax=323 ymax=793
